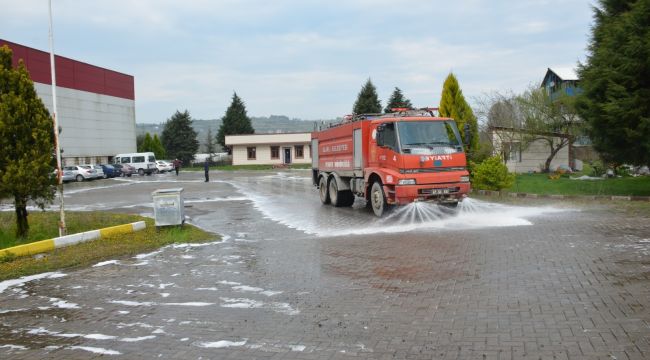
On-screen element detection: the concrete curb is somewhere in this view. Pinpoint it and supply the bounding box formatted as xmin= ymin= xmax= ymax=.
xmin=0 ymin=221 xmax=146 ymax=258
xmin=475 ymin=190 xmax=650 ymax=202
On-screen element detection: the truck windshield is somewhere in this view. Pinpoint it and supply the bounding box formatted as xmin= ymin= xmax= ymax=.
xmin=397 ymin=121 xmax=463 ymax=155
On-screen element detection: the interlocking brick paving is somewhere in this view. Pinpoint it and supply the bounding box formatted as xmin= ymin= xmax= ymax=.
xmin=0 ymin=171 xmax=648 ymax=359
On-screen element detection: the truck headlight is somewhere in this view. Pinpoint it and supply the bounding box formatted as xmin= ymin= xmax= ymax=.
xmin=398 ymin=179 xmax=416 ymax=185
xmin=460 ymin=176 xmax=470 ymax=182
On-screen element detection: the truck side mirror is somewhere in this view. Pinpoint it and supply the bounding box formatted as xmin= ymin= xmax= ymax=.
xmin=463 ymin=123 xmax=471 ymax=147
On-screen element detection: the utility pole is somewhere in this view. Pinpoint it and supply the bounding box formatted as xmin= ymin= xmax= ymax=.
xmin=49 ymin=0 xmax=66 ymax=236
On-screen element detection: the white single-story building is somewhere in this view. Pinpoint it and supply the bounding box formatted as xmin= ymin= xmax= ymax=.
xmin=225 ymin=133 xmax=312 ymax=166
xmin=490 ymin=127 xmax=570 ymax=173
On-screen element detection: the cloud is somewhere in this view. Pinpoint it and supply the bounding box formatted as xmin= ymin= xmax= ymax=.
xmin=508 ymin=20 xmax=551 ymax=34
xmin=2 ymin=0 xmax=595 ymax=122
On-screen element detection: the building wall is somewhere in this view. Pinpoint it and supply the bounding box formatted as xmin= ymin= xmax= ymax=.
xmin=227 ymin=133 xmax=311 ymax=146
xmin=35 ymin=83 xmax=136 ymax=165
xmin=492 ymin=130 xmax=569 ymax=173
xmin=231 ymin=143 xmax=312 ymax=165
xmin=1 ymin=39 xmax=136 ymax=166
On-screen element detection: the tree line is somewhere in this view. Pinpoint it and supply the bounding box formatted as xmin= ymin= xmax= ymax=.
xmin=1 ymin=0 xmax=648 ymax=237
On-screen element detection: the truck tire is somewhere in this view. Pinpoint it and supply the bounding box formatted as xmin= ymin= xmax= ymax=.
xmin=370 ymin=181 xmax=388 ymax=217
xmin=329 ymin=178 xmax=355 ymax=207
xmin=319 ymin=176 xmax=330 ymax=204
xmin=138 ymin=168 xmax=144 ymax=176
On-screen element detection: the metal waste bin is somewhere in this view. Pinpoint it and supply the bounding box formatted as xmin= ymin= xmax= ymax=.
xmin=152 ymin=188 xmax=185 ymax=227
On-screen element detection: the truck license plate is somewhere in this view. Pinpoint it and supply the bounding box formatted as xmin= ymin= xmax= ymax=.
xmin=432 ymin=188 xmax=449 ymax=195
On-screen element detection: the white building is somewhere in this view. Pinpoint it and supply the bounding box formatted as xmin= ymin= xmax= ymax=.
xmin=1 ymin=39 xmax=136 ymax=165
xmin=490 ymin=127 xmax=570 ymax=173
xmin=225 ymin=133 xmax=312 ymax=166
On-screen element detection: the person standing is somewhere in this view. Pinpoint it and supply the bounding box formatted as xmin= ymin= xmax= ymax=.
xmin=204 ymin=160 xmax=210 ymax=182
xmin=173 ymin=158 xmax=181 ymax=176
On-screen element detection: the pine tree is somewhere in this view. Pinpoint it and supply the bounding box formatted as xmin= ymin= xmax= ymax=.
xmin=0 ymin=45 xmax=56 ymax=238
xmin=439 ymin=73 xmax=479 ymax=155
xmin=384 ymin=87 xmax=413 ymax=113
xmin=143 ymin=133 xmax=153 ymax=152
xmin=161 ymin=110 xmax=199 ymax=165
xmin=152 ymin=134 xmax=166 ymax=159
xmin=353 ymin=79 xmax=382 ymax=114
xmin=577 ymin=0 xmax=650 ymax=165
xmin=217 ymin=92 xmax=254 ymax=152
xmin=136 ymin=134 xmax=145 ymax=152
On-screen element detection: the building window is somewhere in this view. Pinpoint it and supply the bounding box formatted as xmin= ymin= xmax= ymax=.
xmin=271 ymin=146 xmax=279 ymax=159
xmin=295 ymin=145 xmax=304 ymax=159
xmin=247 ymin=147 xmax=256 ymax=160
xmin=503 ymin=142 xmax=521 ymax=162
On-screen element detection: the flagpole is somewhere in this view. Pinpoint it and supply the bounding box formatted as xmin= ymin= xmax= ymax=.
xmin=48 ymin=0 xmax=66 ymax=236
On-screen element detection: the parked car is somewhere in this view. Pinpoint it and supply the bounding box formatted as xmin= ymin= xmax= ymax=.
xmin=54 ymin=167 xmax=78 ymax=183
xmin=113 ymin=163 xmax=134 ymax=177
xmin=100 ymin=164 xmax=119 ymax=178
xmin=155 ymin=160 xmax=173 ymax=173
xmin=67 ymin=165 xmax=96 ymax=182
xmin=92 ymin=165 xmax=105 ymax=179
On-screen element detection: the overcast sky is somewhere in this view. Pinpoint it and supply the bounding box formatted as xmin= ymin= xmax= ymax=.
xmin=1 ymin=0 xmax=594 ymax=123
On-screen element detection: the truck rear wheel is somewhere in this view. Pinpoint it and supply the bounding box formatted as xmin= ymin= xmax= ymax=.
xmin=370 ymin=181 xmax=388 ymax=217
xmin=319 ymin=176 xmax=330 ymax=204
xmin=329 ymin=179 xmax=354 ymax=207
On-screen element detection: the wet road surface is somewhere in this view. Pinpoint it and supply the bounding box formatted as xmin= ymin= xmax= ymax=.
xmin=1 ymin=170 xmax=649 ymax=359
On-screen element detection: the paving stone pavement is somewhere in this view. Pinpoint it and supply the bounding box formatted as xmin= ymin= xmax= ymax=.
xmin=0 ymin=170 xmax=648 ymax=359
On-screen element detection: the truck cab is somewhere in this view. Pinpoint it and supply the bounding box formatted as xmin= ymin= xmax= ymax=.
xmin=312 ymin=109 xmax=471 ymax=217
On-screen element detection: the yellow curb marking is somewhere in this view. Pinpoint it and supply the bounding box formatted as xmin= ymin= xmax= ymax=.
xmin=0 ymin=239 xmax=55 ymax=258
xmin=1 ymin=222 xmax=144 ymax=259
xmin=99 ymin=224 xmax=134 ymax=238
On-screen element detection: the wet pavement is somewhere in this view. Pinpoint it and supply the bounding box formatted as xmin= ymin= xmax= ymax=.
xmin=1 ymin=170 xmax=649 ymax=359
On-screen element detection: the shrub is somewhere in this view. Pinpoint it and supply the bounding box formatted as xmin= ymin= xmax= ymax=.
xmin=589 ymin=160 xmax=606 ymax=177
xmin=615 ymin=165 xmax=632 ymax=177
xmin=471 ymin=156 xmax=515 ymax=191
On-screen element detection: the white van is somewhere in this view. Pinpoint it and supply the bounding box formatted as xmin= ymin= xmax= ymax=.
xmin=114 ymin=152 xmax=157 ymax=175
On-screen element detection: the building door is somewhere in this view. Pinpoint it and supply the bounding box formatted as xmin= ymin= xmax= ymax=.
xmin=283 ymin=147 xmax=292 ymax=164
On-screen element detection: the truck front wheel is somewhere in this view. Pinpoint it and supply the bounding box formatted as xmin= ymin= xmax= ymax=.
xmin=319 ymin=176 xmax=330 ymax=204
xmin=370 ymin=182 xmax=388 ymax=217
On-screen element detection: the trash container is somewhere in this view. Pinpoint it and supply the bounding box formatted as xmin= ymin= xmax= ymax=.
xmin=152 ymin=188 xmax=185 ymax=227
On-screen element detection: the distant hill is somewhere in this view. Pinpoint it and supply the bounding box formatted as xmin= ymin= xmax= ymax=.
xmin=137 ymin=115 xmax=339 ymax=152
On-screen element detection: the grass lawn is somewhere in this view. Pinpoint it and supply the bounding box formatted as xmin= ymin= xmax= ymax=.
xmin=0 ymin=211 xmax=218 ymax=281
xmin=504 ymin=173 xmax=650 ymax=196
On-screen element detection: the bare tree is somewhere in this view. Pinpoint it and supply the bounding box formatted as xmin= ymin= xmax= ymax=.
xmin=516 ymin=86 xmax=582 ymax=172
xmin=474 ymin=91 xmax=524 ymax=163
xmin=204 ymin=128 xmax=217 ymax=164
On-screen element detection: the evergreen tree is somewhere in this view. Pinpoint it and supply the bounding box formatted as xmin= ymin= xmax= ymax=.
xmin=136 ymin=134 xmax=145 ymax=152
xmin=0 ymin=45 xmax=56 ymax=238
xmin=352 ymin=79 xmax=382 ymax=114
xmin=217 ymin=92 xmax=254 ymax=152
xmin=142 ymin=132 xmax=153 ymax=152
xmin=152 ymin=134 xmax=166 ymax=159
xmin=439 ymin=73 xmax=479 ymax=155
xmin=577 ymin=0 xmax=650 ymax=165
xmin=384 ymin=87 xmax=413 ymax=113
xmin=161 ymin=110 xmax=199 ymax=165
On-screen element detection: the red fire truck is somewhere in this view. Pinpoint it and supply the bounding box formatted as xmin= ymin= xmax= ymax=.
xmin=311 ymin=108 xmax=471 ymax=216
